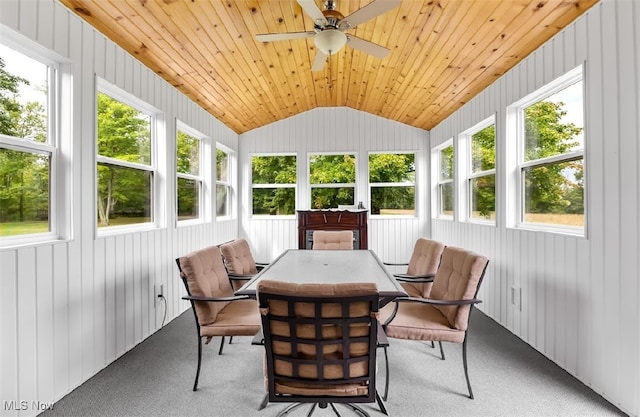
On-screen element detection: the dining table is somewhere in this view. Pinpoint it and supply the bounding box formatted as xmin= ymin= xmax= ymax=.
xmin=235 ymin=249 xmax=406 ymax=307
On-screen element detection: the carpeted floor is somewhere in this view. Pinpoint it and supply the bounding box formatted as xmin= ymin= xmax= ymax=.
xmin=40 ymin=309 xmax=627 ymax=417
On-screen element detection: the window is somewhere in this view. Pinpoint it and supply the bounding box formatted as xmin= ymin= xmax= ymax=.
xmin=369 ymin=152 xmax=415 ymax=216
xmin=511 ymin=66 xmax=584 ymax=232
xmin=0 ymin=42 xmax=58 ymax=241
xmin=176 ymin=122 xmax=203 ymax=222
xmin=466 ymin=119 xmax=496 ymax=222
xmin=216 ymin=146 xmax=233 ymax=218
xmin=309 ymin=153 xmax=355 ymax=209
xmin=96 ymin=79 xmax=158 ymax=230
xmin=251 ymin=154 xmax=296 ymax=215
xmin=434 ymin=141 xmax=454 ymax=218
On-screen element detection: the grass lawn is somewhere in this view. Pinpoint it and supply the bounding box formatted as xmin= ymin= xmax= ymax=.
xmin=0 ymin=221 xmax=48 ymax=236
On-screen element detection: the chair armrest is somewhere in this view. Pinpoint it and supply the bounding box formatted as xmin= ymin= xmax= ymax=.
xmin=251 ymin=329 xmax=264 ymax=346
xmin=394 ymin=296 xmax=482 ymax=306
xmin=182 ymin=294 xmax=252 ymax=302
xmin=228 ymin=272 xmax=255 ymax=280
xmin=383 ymin=262 xmax=409 ymax=267
xmin=256 ymin=263 xmax=269 ymax=269
xmin=393 ymin=273 xmax=435 ymax=283
xmin=376 ymin=322 xmax=389 ymax=348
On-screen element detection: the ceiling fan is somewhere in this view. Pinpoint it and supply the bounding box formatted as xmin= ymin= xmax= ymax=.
xmin=256 ymin=0 xmax=401 ymax=71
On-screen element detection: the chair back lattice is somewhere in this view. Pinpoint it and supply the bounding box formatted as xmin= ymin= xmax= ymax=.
xmin=257 ymin=280 xmax=379 ymax=404
xmin=405 ymin=238 xmax=446 ymax=298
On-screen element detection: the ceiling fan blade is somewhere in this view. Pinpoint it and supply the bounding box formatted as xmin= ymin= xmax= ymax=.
xmin=256 ymin=31 xmax=316 ymax=42
xmin=346 ymin=35 xmax=391 ymax=59
xmin=311 ymin=50 xmax=328 ymax=71
xmin=297 ymin=0 xmax=328 ymax=26
xmin=342 ymin=0 xmax=401 ymax=28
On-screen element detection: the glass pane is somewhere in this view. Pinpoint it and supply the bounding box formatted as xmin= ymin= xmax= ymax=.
xmin=471 ymin=125 xmax=495 ymax=173
xmin=309 ymin=154 xmax=355 ymax=184
xmin=371 ymin=186 xmax=415 ymax=215
xmin=524 ymin=80 xmax=584 ymax=162
xmin=97 ymin=163 xmax=152 ymax=227
xmin=0 ymin=148 xmax=50 ymax=236
xmin=440 ymin=145 xmax=454 ymax=180
xmin=439 ymin=182 xmax=453 ymax=216
xmin=369 ymin=153 xmax=415 ymax=183
xmin=216 ymin=184 xmax=229 ymax=217
xmin=0 ymin=44 xmax=48 ymax=143
xmin=252 ymin=187 xmax=295 ymax=215
xmin=177 ymin=131 xmax=199 ymax=175
xmin=523 ymin=159 xmax=584 ymax=226
xmin=470 ymin=174 xmax=495 ymax=221
xmin=97 ymin=92 xmax=152 ymax=165
xmin=216 ymin=149 xmax=229 ymax=182
xmin=252 ymin=155 xmax=296 ymax=184
xmin=311 ymin=187 xmax=354 ymax=209
xmin=177 ymin=177 xmax=199 ymax=220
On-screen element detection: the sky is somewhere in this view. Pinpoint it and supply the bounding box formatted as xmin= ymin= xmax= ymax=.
xmin=0 ymin=43 xmax=48 ymax=107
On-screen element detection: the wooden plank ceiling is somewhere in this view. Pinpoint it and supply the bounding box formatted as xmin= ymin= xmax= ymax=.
xmin=58 ymin=0 xmax=599 ymax=134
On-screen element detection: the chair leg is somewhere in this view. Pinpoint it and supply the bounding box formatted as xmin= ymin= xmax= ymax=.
xmin=275 ymin=403 xmax=308 ymax=417
xmin=218 ymin=336 xmax=226 ymax=355
xmin=376 ymin=390 xmax=389 ymax=416
xmin=229 ymin=336 xmax=234 ymax=344
xmin=340 ymin=403 xmax=369 ymax=417
xmin=328 ymin=403 xmax=342 ymax=417
xmin=383 ymin=346 xmax=390 ymax=401
xmin=462 ymin=337 xmax=474 ymax=399
xmin=258 ymin=393 xmax=269 ymax=410
xmin=193 ymin=336 xmax=202 ymax=391
xmin=438 ymin=341 xmax=445 ymax=360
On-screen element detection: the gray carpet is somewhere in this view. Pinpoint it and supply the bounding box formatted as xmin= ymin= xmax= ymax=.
xmin=40 ymin=309 xmax=626 ymax=417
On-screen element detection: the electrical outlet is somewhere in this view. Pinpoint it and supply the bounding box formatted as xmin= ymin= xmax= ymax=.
xmin=511 ymin=286 xmax=522 ymax=311
xmin=154 ymin=283 xmax=164 ymax=306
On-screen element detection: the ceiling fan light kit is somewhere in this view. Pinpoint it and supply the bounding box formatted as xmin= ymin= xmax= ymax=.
xmin=256 ymin=0 xmax=401 ymax=71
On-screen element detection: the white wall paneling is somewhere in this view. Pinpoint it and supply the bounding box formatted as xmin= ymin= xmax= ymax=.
xmin=430 ymin=1 xmax=639 ymax=415
xmin=0 ymin=1 xmax=239 ymax=416
xmin=239 ymin=107 xmax=429 ymax=264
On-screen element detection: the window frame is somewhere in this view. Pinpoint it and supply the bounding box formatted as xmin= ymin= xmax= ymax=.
xmin=176 ymin=120 xmax=206 ymax=225
xmin=0 ymin=35 xmax=69 ymax=247
xmin=216 ymin=143 xmax=235 ymax=221
xmin=432 ymin=139 xmax=455 ymax=220
xmin=308 ymin=152 xmax=357 ymax=210
xmin=460 ymin=116 xmax=496 ymax=225
xmin=251 ymin=153 xmax=297 ymax=218
xmin=96 ymin=77 xmax=161 ymax=235
xmin=368 ymin=151 xmax=416 ymax=217
xmin=508 ymin=65 xmax=585 ymax=236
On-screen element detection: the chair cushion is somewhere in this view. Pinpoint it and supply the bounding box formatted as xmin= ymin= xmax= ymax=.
xmin=312 ymin=230 xmax=354 ymax=250
xmin=430 ymin=246 xmax=489 ymax=330
xmin=381 ymin=301 xmax=466 ymax=344
xmin=405 ymin=238 xmax=445 ymax=298
xmin=178 ymin=245 xmax=234 ymax=326
xmin=220 ymin=239 xmax=258 ymax=275
xmin=200 ymin=298 xmax=261 ymax=337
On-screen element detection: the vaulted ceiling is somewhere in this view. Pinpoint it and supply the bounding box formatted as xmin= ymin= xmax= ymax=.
xmin=58 ymin=0 xmax=598 ymax=134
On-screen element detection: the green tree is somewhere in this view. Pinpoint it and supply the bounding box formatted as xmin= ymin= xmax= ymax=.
xmin=252 ymin=155 xmax=296 ymax=215
xmin=369 ymin=153 xmax=415 ymax=214
xmin=96 ymin=92 xmax=151 ymax=226
xmin=471 ymin=125 xmax=496 ymax=217
xmin=309 ymin=154 xmax=355 ymax=208
xmin=524 ymin=101 xmax=583 ymax=214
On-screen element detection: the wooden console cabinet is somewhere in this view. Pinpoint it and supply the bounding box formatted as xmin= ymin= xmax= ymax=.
xmin=297 ymin=210 xmax=368 ymax=249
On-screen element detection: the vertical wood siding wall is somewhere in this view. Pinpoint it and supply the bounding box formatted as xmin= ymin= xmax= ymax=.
xmin=238 ymin=107 xmax=429 ymax=263
xmin=0 ymin=2 xmax=239 ymax=416
xmin=429 ymin=1 xmax=638 ymax=415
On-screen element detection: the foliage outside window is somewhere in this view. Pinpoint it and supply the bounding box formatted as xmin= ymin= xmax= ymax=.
xmin=517 ymin=68 xmax=584 ymax=230
xmin=216 ymin=147 xmax=232 ymax=218
xmin=96 ymin=87 xmax=155 ymax=228
xmin=436 ymin=143 xmax=454 ymax=217
xmin=309 ymin=154 xmax=355 ymax=209
xmin=369 ymin=153 xmax=415 ymax=216
xmin=176 ymin=126 xmax=201 ymax=221
xmin=252 ymin=154 xmax=296 ymax=215
xmin=469 ymin=122 xmax=496 ymax=222
xmin=0 ymin=44 xmax=54 ymax=239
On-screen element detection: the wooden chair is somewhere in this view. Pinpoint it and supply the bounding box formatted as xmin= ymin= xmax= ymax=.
xmin=255 ymin=279 xmax=388 ymax=417
xmin=312 ymin=230 xmax=354 ymax=250
xmin=381 ymin=246 xmax=489 ymax=400
xmin=219 ymin=238 xmax=268 ymax=290
xmin=176 ymin=245 xmax=262 ymax=391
